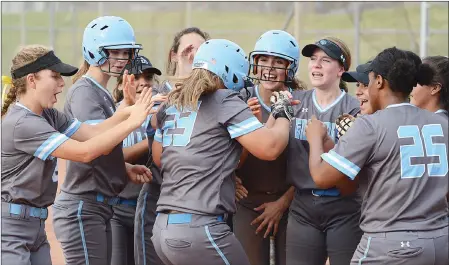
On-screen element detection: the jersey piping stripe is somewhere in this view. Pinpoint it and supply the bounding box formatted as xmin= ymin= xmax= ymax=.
xmin=204 ymin=225 xmax=230 ymax=265
xmin=358 ymin=236 xmax=372 ymax=265
xmin=63 ymin=119 xmax=82 ymax=137
xmin=254 ymin=85 xmax=271 ymax=112
xmin=34 ymin=133 xmax=69 ymax=160
xmin=436 ymin=109 xmax=448 ymax=114
xmin=227 ymin=117 xmax=264 ymax=139
xmin=312 ymin=89 xmax=346 ymax=113
xmin=84 ymin=119 xmax=105 ymax=125
xmin=140 ymin=192 xmax=148 ymax=265
xmin=77 ymin=201 xmax=90 ymax=265
xmin=321 ymin=150 xmax=360 ymax=180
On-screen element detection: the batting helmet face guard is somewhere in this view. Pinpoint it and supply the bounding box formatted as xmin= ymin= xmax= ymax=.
xmin=192 ymin=39 xmax=251 ymax=91
xmin=249 ymin=30 xmax=300 ymax=84
xmin=82 ymin=16 xmax=142 ymax=74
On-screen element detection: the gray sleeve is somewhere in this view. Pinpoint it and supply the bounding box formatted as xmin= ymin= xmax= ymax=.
xmin=218 ymin=92 xmax=263 ymax=139
xmin=49 ymin=109 xmax=82 ymax=137
xmin=321 ymin=116 xmax=377 ymax=180
xmin=67 ymin=86 xmax=107 ymax=124
xmin=13 ymin=116 xmax=70 ymax=161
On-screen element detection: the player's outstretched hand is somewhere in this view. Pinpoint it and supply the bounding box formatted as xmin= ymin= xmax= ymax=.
xmin=305 ymin=115 xmax=327 ymax=141
xmin=247 ymin=97 xmax=262 ymax=122
xmin=126 ymin=164 xmax=152 ymax=184
xmin=128 ymin=87 xmax=154 ymax=128
xmin=122 ymin=69 xmax=137 ymax=106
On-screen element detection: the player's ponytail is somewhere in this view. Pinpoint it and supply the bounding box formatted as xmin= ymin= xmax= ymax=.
xmin=339 ymin=79 xmax=348 ymax=93
xmin=2 ymin=44 xmax=51 ymax=117
xmin=423 ymin=56 xmax=449 ymax=112
xmin=72 ymin=60 xmax=89 ymax=84
xmin=167 ymin=68 xmax=223 ymax=111
xmin=1 ymin=83 xmax=17 ymax=117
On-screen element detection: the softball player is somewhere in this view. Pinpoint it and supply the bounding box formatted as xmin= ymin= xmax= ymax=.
xmin=286 ymin=37 xmax=362 ymax=265
xmin=110 ymin=56 xmax=162 ymax=265
xmin=234 ymin=30 xmax=302 ymax=265
xmin=410 ymin=55 xmax=449 ymax=119
xmin=342 ymin=61 xmax=372 ymax=115
xmin=151 ymin=39 xmax=294 ymax=265
xmin=1 ymin=45 xmax=154 ymax=265
xmin=307 ymin=47 xmax=448 ymax=265
xmin=134 ymin=27 xmax=209 ymax=265
xmin=51 ymin=16 xmax=152 ymax=265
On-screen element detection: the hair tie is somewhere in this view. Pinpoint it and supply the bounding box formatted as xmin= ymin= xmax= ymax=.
xmin=2 ymin=75 xmax=13 ymax=104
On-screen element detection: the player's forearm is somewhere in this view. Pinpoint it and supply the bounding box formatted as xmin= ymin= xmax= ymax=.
xmin=93 ymin=108 xmax=130 ymax=134
xmin=308 ymin=137 xmax=331 ymax=188
xmin=265 ymin=118 xmax=290 ymax=159
xmin=265 ymin=114 xmax=276 ymax=128
xmin=82 ymin=120 xmax=138 ymax=162
xmin=123 ymin=140 xmax=149 ymax=163
xmin=279 ymin=186 xmax=295 ymax=210
xmin=323 ymin=136 xmax=335 ymax=153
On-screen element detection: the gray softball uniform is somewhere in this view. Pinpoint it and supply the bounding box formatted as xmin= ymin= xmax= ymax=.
xmin=110 ymin=111 xmax=151 ymax=265
xmin=286 ymin=89 xmax=363 ymax=265
xmin=323 ymin=103 xmax=448 ymax=265
xmin=134 ymin=81 xmax=172 ymax=265
xmin=151 ymin=90 xmax=263 ymax=265
xmin=52 ymin=76 xmax=129 ymax=265
xmin=234 ymin=86 xmax=289 ymax=265
xmin=2 ymin=103 xmax=81 ymax=265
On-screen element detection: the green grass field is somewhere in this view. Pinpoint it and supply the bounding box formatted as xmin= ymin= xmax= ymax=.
xmin=1 ymin=3 xmax=448 ymax=101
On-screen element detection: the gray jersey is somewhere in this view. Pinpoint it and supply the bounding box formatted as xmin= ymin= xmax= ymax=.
xmin=117 ymin=104 xmax=152 ymax=200
xmin=62 ymin=76 xmax=127 ymax=197
xmin=322 ymin=103 xmax=449 ymax=232
xmin=236 ymin=86 xmax=289 ymax=194
xmin=155 ymin=90 xmax=263 ymax=215
xmin=1 ymin=103 xmax=81 ymax=207
xmin=287 ymin=89 xmax=360 ymax=190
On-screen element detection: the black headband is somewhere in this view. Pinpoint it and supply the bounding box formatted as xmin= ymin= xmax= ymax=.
xmin=11 ymin=51 xmax=78 ymax=79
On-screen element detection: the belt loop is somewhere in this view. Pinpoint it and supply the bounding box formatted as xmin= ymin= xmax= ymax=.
xmin=21 ymin=204 xmax=28 ymax=219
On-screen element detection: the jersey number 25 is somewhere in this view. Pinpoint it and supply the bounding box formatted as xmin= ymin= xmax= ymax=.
xmin=397 ymin=124 xmax=448 ymax=179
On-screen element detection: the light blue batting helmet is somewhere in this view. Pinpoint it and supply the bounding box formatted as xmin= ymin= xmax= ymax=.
xmin=249 ymin=30 xmax=300 ymax=81
xmin=82 ymin=16 xmax=142 ymax=66
xmin=192 ymin=39 xmax=250 ymax=91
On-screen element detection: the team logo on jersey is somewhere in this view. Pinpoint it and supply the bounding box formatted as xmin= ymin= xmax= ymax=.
xmin=301 ymin=108 xmax=308 ymax=113
xmin=295 ymin=119 xmax=337 ymax=141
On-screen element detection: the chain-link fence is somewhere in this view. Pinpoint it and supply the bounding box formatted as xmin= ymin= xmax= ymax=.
xmin=2 ymin=1 xmax=448 ymax=102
